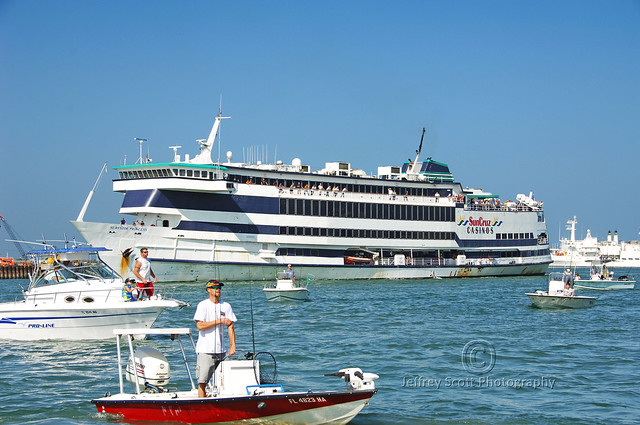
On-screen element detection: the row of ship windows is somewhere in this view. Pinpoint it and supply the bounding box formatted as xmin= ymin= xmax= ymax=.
xmin=279 ymin=198 xmax=455 ymax=221
xmin=119 ymin=169 xmax=216 ymax=179
xmin=496 ymin=232 xmax=535 ymax=240
xmin=278 ymin=226 xmax=456 ymax=240
xmin=275 ymin=247 xmax=550 ymax=258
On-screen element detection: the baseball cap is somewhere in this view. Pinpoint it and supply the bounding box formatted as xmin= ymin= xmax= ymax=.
xmin=125 ymin=278 xmax=136 ymax=283
xmin=206 ymin=280 xmax=224 ymax=289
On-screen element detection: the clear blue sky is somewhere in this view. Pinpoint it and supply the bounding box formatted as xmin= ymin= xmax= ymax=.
xmin=1 ymin=0 xmax=639 ymax=258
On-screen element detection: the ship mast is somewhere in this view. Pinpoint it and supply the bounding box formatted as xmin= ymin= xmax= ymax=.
xmin=409 ymin=128 xmax=426 ymax=175
xmin=190 ymin=113 xmax=230 ymax=165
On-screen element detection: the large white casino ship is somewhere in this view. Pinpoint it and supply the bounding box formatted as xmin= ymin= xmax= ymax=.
xmin=72 ymin=114 xmax=551 ymax=282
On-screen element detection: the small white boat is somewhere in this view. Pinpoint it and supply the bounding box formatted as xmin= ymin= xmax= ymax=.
xmin=263 ymin=271 xmax=310 ymax=301
xmin=573 ymin=263 xmax=636 ymax=290
xmin=0 ymin=246 xmax=187 ymax=340
xmin=525 ymin=272 xmax=597 ymax=309
xmin=92 ymin=328 xmax=378 ymax=424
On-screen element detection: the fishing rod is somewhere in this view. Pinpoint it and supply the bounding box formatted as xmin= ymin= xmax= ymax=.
xmin=249 ymin=280 xmax=256 ymax=358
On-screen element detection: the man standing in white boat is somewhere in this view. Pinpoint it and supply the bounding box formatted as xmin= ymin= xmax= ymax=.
xmin=284 ymin=264 xmax=296 ymax=283
xmin=193 ymin=280 xmax=237 ymax=398
xmin=133 ymin=247 xmax=158 ymax=299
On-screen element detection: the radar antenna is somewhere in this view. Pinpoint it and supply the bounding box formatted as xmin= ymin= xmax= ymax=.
xmin=169 ymin=146 xmax=182 ymax=162
xmin=134 ymin=138 xmax=147 ymax=164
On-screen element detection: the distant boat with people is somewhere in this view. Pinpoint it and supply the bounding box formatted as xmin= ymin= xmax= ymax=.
xmin=572 ymin=262 xmax=635 ymax=290
xmin=526 ymin=271 xmax=597 ymax=309
xmin=72 ymin=112 xmax=551 ymax=282
xmin=263 ymin=268 xmax=311 ymax=301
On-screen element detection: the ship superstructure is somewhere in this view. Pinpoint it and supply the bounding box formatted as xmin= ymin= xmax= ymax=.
xmin=550 ymin=216 xmax=640 ymax=268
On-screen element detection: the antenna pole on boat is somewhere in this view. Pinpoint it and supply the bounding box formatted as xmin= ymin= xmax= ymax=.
xmin=134 ymin=138 xmax=147 ymax=164
xmin=76 ymin=162 xmax=108 ymax=222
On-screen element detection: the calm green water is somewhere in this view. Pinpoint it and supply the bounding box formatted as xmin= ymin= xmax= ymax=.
xmin=0 ymin=274 xmax=638 ymax=425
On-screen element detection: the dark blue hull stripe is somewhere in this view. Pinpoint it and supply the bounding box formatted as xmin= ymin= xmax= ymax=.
xmin=175 ymin=221 xmax=279 ymax=234
xmin=0 ymin=311 xmax=155 ymax=323
xmin=122 ymin=190 xmax=278 ymax=214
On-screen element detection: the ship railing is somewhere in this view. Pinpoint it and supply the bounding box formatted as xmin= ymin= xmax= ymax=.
xmin=277 ymin=188 xmax=456 ymax=205
xmin=464 ymin=204 xmax=543 ymax=212
xmin=377 ymin=257 xmax=456 ymax=267
xmin=376 ymin=257 xmax=526 ymax=267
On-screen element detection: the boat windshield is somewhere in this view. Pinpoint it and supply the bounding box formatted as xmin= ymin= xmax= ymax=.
xmin=40 ymin=263 xmax=118 ymax=285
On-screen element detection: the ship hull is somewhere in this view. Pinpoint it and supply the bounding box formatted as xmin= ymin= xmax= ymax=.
xmin=73 ymin=219 xmax=548 ymax=282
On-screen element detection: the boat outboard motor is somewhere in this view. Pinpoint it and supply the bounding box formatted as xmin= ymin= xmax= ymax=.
xmin=325 ymin=367 xmax=379 ymax=391
xmin=126 ymin=346 xmax=170 ymax=390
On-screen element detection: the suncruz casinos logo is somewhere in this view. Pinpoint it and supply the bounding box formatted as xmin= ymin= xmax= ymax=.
xmin=457 ymin=216 xmax=502 ymax=234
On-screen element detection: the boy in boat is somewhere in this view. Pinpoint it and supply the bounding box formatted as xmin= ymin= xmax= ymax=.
xmin=193 ymin=280 xmax=237 ymax=397
xmin=122 ymin=278 xmax=139 ymax=302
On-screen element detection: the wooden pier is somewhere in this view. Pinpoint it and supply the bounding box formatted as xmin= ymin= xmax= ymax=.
xmin=0 ymin=263 xmax=33 ymax=279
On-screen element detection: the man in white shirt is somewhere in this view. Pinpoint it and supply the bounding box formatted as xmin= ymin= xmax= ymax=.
xmin=563 ymin=282 xmax=575 ymax=297
xmin=284 ymin=264 xmax=296 ymax=282
xmin=193 ymin=280 xmax=237 ymax=397
xmin=133 ymin=247 xmax=157 ymax=298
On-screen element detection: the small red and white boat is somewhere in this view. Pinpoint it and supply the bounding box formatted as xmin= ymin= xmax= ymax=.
xmin=93 ymin=328 xmax=378 ymax=424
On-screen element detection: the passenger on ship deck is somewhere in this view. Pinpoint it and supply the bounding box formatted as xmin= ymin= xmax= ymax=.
xmin=284 ymin=264 xmax=296 ymax=282
xmin=120 ymin=218 xmax=126 ymax=225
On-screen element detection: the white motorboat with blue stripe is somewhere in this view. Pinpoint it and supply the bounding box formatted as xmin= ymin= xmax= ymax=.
xmin=0 ymin=245 xmax=187 ymax=340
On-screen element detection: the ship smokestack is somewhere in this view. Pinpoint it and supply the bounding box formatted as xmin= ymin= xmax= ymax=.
xmin=607 ymin=231 xmax=612 ymax=242
xmin=614 ymin=230 xmax=619 ymax=244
